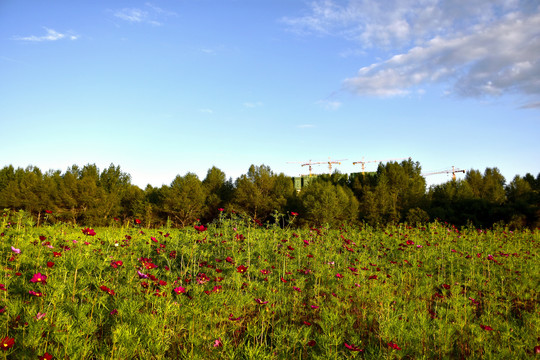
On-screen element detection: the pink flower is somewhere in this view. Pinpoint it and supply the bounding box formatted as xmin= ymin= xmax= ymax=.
xmin=30 ymin=273 xmax=47 ymax=284
xmin=254 ymin=298 xmax=268 ymax=304
xmin=35 ymin=312 xmax=46 ymax=320
xmin=336 ymin=273 xmax=343 ymax=278
xmin=213 ymin=338 xmax=223 ymax=347
xmin=293 ymin=286 xmax=301 ymax=292
xmin=344 ymin=342 xmax=364 ymax=351
xmin=82 ymin=228 xmax=96 ymax=236
xmin=173 ymin=286 xmax=186 ymax=294
xmin=10 ymin=246 xmax=20 ymax=254
xmin=29 ymin=290 xmax=43 ymax=297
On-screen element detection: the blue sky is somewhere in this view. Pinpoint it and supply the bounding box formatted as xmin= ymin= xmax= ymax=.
xmin=1 ymin=0 xmax=539 ymax=189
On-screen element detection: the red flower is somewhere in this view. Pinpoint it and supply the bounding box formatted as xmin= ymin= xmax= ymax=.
xmin=39 ymin=235 xmax=47 ymax=241
xmin=100 ymin=285 xmax=115 ymax=296
xmin=173 ymin=286 xmax=186 ymax=294
xmin=194 ymin=224 xmax=207 ymax=232
xmin=369 ymin=275 xmax=378 ymax=280
xmin=39 ymin=352 xmax=53 ymax=360
xmin=336 ymin=273 xmax=343 ymax=278
xmin=0 ymin=337 xmax=14 ymax=350
xmin=307 ymin=340 xmax=316 ymax=347
xmin=53 ymin=252 xmax=62 ymax=257
xmin=388 ymin=341 xmax=401 ymax=350
xmin=0 ymin=284 xmax=6 ymax=291
xmin=28 ymin=290 xmax=43 ymax=297
xmin=45 ymin=210 xmax=52 ymax=214
xmin=47 ymin=261 xmax=55 ymax=268
xmin=82 ymin=228 xmax=96 ymax=236
xmin=480 ymin=324 xmax=493 ymax=331
xmin=291 ymin=212 xmax=299 ymax=216
xmin=225 ymin=256 xmax=234 ymax=264
xmin=30 ymin=273 xmax=47 ymax=284
xmin=344 ymin=342 xmax=364 ymax=351
xmin=236 ymin=265 xmax=248 ymax=273
xmin=135 ymin=219 xmax=141 ymax=224
xmin=442 ymin=284 xmax=451 ymax=289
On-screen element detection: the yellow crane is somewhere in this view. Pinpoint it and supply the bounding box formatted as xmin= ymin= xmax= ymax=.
xmin=288 ymin=158 xmax=346 ymax=176
xmin=352 ymin=157 xmax=408 ymax=175
xmin=422 ymin=166 xmax=466 ymax=180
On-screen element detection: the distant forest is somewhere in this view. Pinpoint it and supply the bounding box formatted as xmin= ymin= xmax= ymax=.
xmin=1 ymin=160 xmax=539 ymax=229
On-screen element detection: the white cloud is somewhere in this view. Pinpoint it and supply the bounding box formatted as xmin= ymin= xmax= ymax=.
xmin=199 ymin=108 xmax=214 ymax=114
xmin=113 ymin=3 xmax=177 ymax=26
xmin=317 ymin=99 xmax=342 ymax=110
xmin=343 ymin=12 xmax=540 ymax=100
xmin=284 ymin=1 xmax=540 ymax=106
xmin=14 ymin=28 xmax=78 ymax=42
xmin=243 ymin=101 xmax=263 ymax=108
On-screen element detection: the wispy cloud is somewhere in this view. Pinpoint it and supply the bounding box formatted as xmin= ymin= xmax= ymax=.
xmin=14 ymin=27 xmax=78 ymax=42
xmin=113 ymin=3 xmax=177 ymax=26
xmin=317 ymin=99 xmax=342 ymax=110
xmin=199 ymin=108 xmax=214 ymax=114
xmin=243 ymin=101 xmax=263 ymax=108
xmin=283 ymin=1 xmax=540 ymax=106
xmin=297 ymin=124 xmax=315 ymax=128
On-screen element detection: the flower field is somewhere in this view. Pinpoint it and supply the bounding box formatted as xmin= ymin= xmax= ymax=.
xmin=1 ymin=212 xmax=539 ymax=359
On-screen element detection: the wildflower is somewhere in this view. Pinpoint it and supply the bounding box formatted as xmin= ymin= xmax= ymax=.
xmin=0 ymin=337 xmax=14 ymax=350
xmin=173 ymin=286 xmax=186 ymax=295
xmin=388 ymin=341 xmax=401 ymax=350
xmin=82 ymin=228 xmax=96 ymax=236
xmin=228 ymin=314 xmax=243 ymax=321
xmin=137 ymin=271 xmax=148 ymax=279
xmin=135 ymin=219 xmax=141 ymax=224
xmin=30 ymin=273 xmax=47 ymax=284
xmin=480 ymin=324 xmax=493 ymax=331
xmin=110 ymin=309 xmax=118 ymax=316
xmin=39 ymin=352 xmax=53 ymax=360
xmin=225 ymin=256 xmax=234 ymax=264
xmin=194 ymin=224 xmax=207 ymax=232
xmin=213 ymin=338 xmax=223 ymax=347
xmin=35 ymin=312 xmax=46 ymax=320
xmin=0 ymin=284 xmax=6 ymax=291
xmin=303 ymin=321 xmax=311 ymax=326
xmin=442 ymin=284 xmax=451 ymax=289
xmin=39 ymin=235 xmax=47 ymax=241
xmin=310 ymin=305 xmax=319 ymax=309
xmin=336 ymin=273 xmax=343 ymax=278
xmin=53 ymin=251 xmax=62 ymax=257
xmin=100 ymin=285 xmax=115 ymax=296
xmin=10 ymin=246 xmax=20 ymax=254
xmin=307 ymin=340 xmax=316 ymax=346
xmin=47 ymin=261 xmax=54 ymax=268
xmin=291 ymin=212 xmax=299 ymax=216
xmin=28 ymin=290 xmax=43 ymax=297
xmin=236 ymin=265 xmax=248 ymax=273
xmin=45 ymin=210 xmax=52 ymax=214
xmin=293 ymin=286 xmax=301 ymax=292
xmin=254 ymin=298 xmax=268 ymax=304
xmin=344 ymin=342 xmax=364 ymax=351
xmin=218 ymin=208 xmax=224 ymax=212
xmin=368 ymin=275 xmax=378 ymax=280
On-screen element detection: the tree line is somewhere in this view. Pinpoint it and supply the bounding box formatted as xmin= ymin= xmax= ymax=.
xmin=0 ymin=160 xmax=538 ymax=229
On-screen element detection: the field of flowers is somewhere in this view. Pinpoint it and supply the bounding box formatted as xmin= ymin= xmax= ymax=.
xmin=1 ymin=211 xmax=539 ymax=359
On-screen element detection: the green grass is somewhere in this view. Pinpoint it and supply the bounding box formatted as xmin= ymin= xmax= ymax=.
xmin=0 ymin=212 xmax=538 ymax=359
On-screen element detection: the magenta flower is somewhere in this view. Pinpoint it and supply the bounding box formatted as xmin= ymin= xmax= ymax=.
xmin=29 ymin=290 xmax=43 ymax=297
xmin=30 ymin=273 xmax=47 ymax=284
xmin=137 ymin=271 xmax=149 ymax=279
xmin=35 ymin=312 xmax=46 ymax=320
xmin=213 ymin=338 xmax=223 ymax=347
xmin=336 ymin=273 xmax=343 ymax=278
xmin=254 ymin=298 xmax=268 ymax=304
xmin=173 ymin=286 xmax=186 ymax=295
xmin=11 ymin=246 xmax=20 ymax=254
xmin=344 ymin=342 xmax=364 ymax=351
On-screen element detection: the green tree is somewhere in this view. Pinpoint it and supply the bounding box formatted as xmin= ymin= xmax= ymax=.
xmin=162 ymin=173 xmax=206 ymax=227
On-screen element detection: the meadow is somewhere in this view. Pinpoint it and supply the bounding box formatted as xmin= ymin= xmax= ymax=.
xmin=1 ymin=211 xmax=539 ymax=359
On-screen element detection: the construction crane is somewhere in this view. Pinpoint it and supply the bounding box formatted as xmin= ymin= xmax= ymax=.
xmin=288 ymin=158 xmax=346 ymax=176
xmin=313 ymin=157 xmax=347 ymax=174
xmin=287 ymin=160 xmax=317 ymax=176
xmin=422 ymin=166 xmax=466 ymax=180
xmin=352 ymin=157 xmax=408 ymax=175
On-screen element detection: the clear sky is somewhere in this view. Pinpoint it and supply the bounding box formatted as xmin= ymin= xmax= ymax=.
xmin=1 ymin=0 xmax=539 ymax=189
